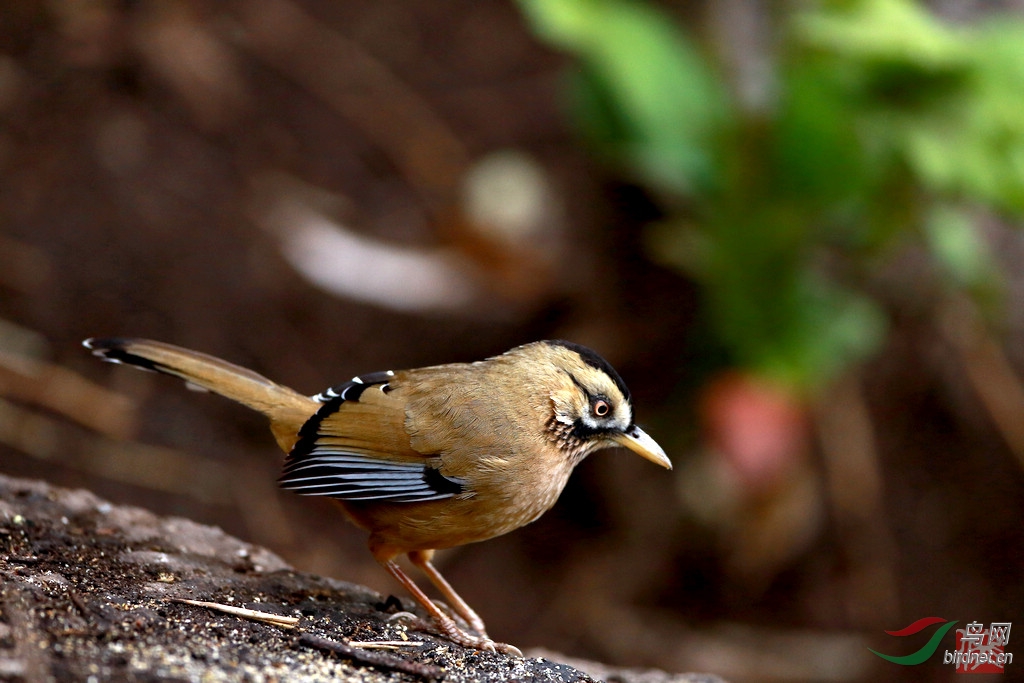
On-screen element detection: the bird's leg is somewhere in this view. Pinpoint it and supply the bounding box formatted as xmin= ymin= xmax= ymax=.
xmin=407 ymin=549 xmax=488 ymax=637
xmin=375 ymin=555 xmax=501 ymax=653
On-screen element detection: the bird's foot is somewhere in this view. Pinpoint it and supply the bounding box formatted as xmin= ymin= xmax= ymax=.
xmin=430 ymin=599 xmax=489 ymax=639
xmin=387 ymin=611 xmax=522 ymax=656
xmin=434 ymin=619 xmax=523 ymax=656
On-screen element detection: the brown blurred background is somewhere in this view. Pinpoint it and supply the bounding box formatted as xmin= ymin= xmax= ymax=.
xmin=1 ymin=1 xmax=1022 ymax=681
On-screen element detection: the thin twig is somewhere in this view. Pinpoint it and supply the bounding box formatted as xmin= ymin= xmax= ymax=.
xmin=169 ymin=598 xmax=299 ymax=628
xmin=348 ymin=639 xmax=425 ymax=649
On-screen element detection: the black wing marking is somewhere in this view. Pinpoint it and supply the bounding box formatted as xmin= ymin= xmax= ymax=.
xmin=312 ymin=370 xmax=395 ymax=403
xmin=280 ymin=373 xmax=466 ymax=503
xmin=279 ymin=450 xmax=465 ymax=502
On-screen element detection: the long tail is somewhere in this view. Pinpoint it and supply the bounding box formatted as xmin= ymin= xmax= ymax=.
xmin=84 ymin=338 xmax=317 ymax=452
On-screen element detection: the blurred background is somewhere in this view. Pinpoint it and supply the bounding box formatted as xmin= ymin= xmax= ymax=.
xmin=2 ymin=0 xmax=1023 ymax=680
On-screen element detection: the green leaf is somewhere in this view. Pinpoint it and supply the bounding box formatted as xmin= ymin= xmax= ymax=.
xmin=924 ymin=205 xmax=997 ymax=290
xmin=794 ymin=0 xmax=1024 ymax=214
xmin=795 ymin=0 xmax=967 ymax=71
xmin=518 ymin=0 xmax=729 ymax=195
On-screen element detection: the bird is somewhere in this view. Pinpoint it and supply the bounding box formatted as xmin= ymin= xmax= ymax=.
xmin=83 ymin=337 xmax=671 ymax=654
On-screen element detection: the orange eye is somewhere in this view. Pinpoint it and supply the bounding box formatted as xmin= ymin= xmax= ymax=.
xmin=593 ymin=400 xmax=610 ymax=417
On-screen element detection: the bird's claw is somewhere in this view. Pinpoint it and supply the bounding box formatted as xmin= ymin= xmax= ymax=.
xmin=438 ymin=622 xmax=524 ymax=657
xmin=391 ymin=611 xmax=521 ymax=656
xmin=494 ymin=641 xmax=524 ymax=657
xmin=386 ymin=610 xmax=425 ymax=625
xmin=445 ymin=629 xmax=523 ymax=656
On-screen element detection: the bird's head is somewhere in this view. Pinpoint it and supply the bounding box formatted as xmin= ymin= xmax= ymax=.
xmin=518 ymin=340 xmax=671 ymax=469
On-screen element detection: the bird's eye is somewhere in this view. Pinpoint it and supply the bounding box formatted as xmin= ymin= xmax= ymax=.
xmin=593 ymin=399 xmax=610 ymax=417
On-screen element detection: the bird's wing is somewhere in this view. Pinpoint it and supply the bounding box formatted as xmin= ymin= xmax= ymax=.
xmin=401 ymin=363 xmax=527 ymax=469
xmin=278 ymin=372 xmax=467 ymax=503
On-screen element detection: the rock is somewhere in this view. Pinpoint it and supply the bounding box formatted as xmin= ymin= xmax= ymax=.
xmin=0 ymin=474 xmax=723 ymax=682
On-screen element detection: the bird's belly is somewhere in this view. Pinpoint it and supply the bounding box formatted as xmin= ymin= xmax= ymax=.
xmin=342 ymin=469 xmax=571 ymax=551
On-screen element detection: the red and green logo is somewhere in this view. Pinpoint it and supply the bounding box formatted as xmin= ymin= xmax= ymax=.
xmin=870 ymin=617 xmax=959 ymax=665
xmin=872 ymin=618 xmax=1013 ymax=673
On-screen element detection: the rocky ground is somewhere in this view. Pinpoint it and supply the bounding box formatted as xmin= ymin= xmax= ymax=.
xmin=0 ymin=473 xmax=723 ymax=683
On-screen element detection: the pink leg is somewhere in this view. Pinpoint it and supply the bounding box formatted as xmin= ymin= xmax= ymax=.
xmin=408 ymin=549 xmax=488 ymax=636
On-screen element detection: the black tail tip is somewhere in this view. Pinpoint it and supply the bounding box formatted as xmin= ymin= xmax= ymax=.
xmin=82 ymin=337 xmax=130 ymax=353
xmin=82 ymin=337 xmax=158 ymax=372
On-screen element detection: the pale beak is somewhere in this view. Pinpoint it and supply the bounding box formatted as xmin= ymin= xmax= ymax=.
xmin=612 ymin=426 xmax=672 ymax=469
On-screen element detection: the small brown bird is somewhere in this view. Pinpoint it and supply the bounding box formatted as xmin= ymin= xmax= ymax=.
xmin=83 ymin=338 xmax=670 ymax=653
